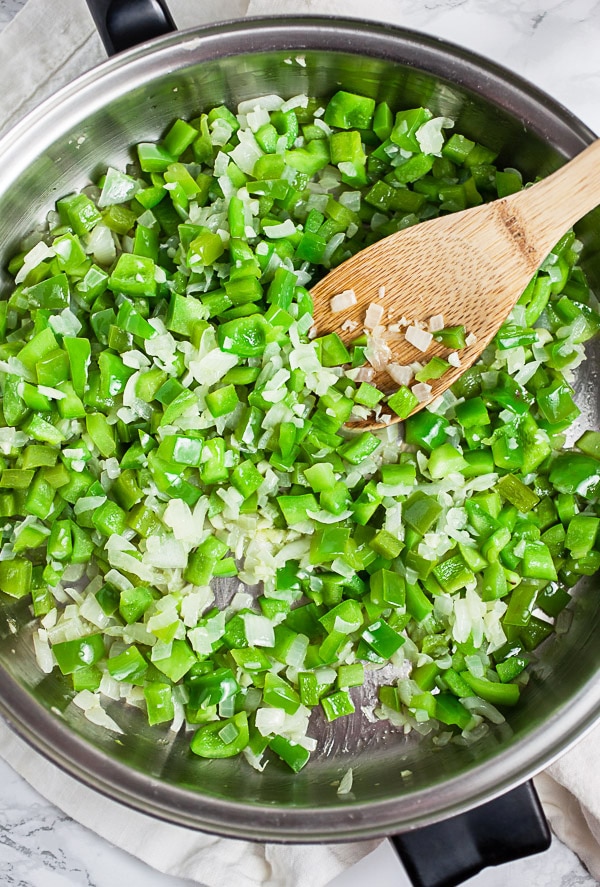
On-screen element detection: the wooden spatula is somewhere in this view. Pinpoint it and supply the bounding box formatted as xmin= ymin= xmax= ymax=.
xmin=311 ymin=139 xmax=600 ymax=427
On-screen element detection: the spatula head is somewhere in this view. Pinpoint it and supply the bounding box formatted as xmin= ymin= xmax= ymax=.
xmin=311 ymin=200 xmax=541 ymax=424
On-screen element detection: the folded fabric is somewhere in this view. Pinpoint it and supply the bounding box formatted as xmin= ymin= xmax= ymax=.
xmin=535 ymin=723 xmax=600 ymax=883
xmin=0 ymin=718 xmax=380 ymax=887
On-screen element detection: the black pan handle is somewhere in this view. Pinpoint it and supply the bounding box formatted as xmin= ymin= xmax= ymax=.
xmin=85 ymin=0 xmax=176 ymax=55
xmin=391 ymin=781 xmax=551 ymax=887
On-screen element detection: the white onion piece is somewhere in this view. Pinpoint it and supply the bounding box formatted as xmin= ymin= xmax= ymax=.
xmin=337 ymin=768 xmax=354 ymax=795
xmin=405 ymin=325 xmax=433 ymax=352
xmin=243 ymin=613 xmax=275 ymax=648
xmin=330 ymin=289 xmax=357 ymax=313
xmin=364 ymin=303 xmax=385 ymax=328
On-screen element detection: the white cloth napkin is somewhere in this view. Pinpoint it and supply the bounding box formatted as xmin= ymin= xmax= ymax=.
xmin=1 ymin=0 xmax=600 ymax=885
xmin=0 ymin=723 xmax=379 ymax=887
xmin=537 ymin=743 xmax=600 ymax=883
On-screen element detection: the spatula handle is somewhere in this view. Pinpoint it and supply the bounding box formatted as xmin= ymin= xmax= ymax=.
xmin=514 ymin=137 xmax=600 ymax=257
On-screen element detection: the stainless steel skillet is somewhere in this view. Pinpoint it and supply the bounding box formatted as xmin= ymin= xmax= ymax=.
xmin=1 ymin=2 xmax=600 ymax=883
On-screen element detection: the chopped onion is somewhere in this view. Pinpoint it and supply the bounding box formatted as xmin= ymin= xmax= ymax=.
xmin=281 ymin=94 xmax=309 ymax=112
xmin=33 ymin=630 xmax=54 ymax=674
xmin=83 ymin=704 xmax=124 ymax=734
xmin=461 ymin=696 xmax=505 ymax=725
xmin=330 ymin=289 xmax=357 ymax=313
xmin=243 ymin=613 xmax=275 ymax=647
xmin=387 ymin=363 xmax=414 ymax=386
xmin=255 ymin=707 xmax=285 ymax=736
xmin=412 ymin=382 xmax=433 ymax=402
xmin=265 ymin=219 xmax=297 ymax=238
xmin=364 ymin=303 xmax=385 ymax=329
xmin=87 ymin=224 xmax=116 ymax=264
xmin=16 ymin=241 xmax=55 ymax=284
xmin=237 ymin=95 xmax=283 ymax=114
xmin=337 ymin=768 xmax=354 ymax=795
xmin=405 ymin=325 xmax=433 ymax=352
xmin=98 ymin=166 xmax=140 ymax=207
xmin=48 ymin=308 xmax=82 ymax=337
xmin=416 ymin=117 xmax=454 ymax=155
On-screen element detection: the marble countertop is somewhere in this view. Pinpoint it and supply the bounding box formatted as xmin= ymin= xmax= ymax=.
xmin=1 ymin=0 xmax=600 ymax=885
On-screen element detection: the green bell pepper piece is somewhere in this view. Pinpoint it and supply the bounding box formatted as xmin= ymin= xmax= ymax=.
xmin=550 ymin=453 xmax=600 ymax=500
xmin=109 ymin=253 xmax=157 ymax=298
xmin=460 ymin=672 xmax=520 ymax=706
xmin=268 ymin=735 xmax=310 ymax=772
xmin=387 ymin=386 xmax=419 ymax=419
xmin=187 ymin=667 xmax=240 ymax=708
xmin=0 ymin=557 xmax=33 ymax=598
xmin=53 ymin=634 xmax=105 ymax=674
xmin=107 ymin=646 xmax=148 ymax=683
xmin=190 ymin=711 xmax=249 ymax=758
xmin=144 ymin=681 xmax=175 ymax=725
xmin=119 ymin=586 xmax=154 ymax=624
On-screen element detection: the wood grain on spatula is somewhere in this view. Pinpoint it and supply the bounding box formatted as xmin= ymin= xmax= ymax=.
xmin=311 ymin=139 xmax=600 ymax=427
